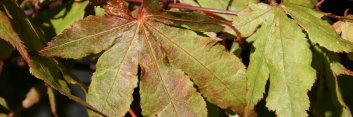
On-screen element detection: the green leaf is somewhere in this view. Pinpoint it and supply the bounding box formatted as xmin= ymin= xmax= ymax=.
xmin=41 ymin=0 xmax=247 ymax=116
xmin=148 ymin=11 xmax=225 ymax=32
xmin=282 ymin=0 xmax=318 ymax=8
xmin=47 ymin=88 xmax=58 ymax=117
xmin=180 ymin=0 xmax=259 ymax=20
xmin=233 ymin=3 xmax=273 ymax=38
xmin=36 ymin=1 xmax=89 ymax=35
xmin=140 ymin=50 xmax=206 ymax=116
xmin=0 ymin=97 xmax=8 ymax=110
xmin=40 ymin=15 xmax=134 ymax=59
xmin=0 ymin=96 xmax=8 ymax=116
xmin=235 ymin=5 xmax=316 ymax=116
xmin=282 ymin=4 xmax=353 ymax=52
xmin=266 ymin=8 xmax=316 ymax=117
xmin=179 ymin=0 xmax=199 ymax=6
xmin=146 ymin=21 xmax=247 ymax=114
xmin=86 ymin=35 xmax=139 ymax=116
xmin=0 ymin=11 xmax=31 ymax=63
xmin=94 ymin=6 xmax=106 ymax=15
xmin=312 ymin=46 xmax=352 ymax=117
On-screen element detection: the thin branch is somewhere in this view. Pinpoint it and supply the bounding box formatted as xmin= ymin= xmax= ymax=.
xmin=203 ymin=12 xmax=243 ymax=42
xmin=125 ymin=0 xmax=239 ymax=15
xmin=344 ymin=8 xmax=350 ymax=17
xmin=322 ymin=12 xmax=353 ymax=21
xmin=128 ymin=109 xmax=137 ymax=117
xmin=168 ymin=3 xmax=238 ymax=15
xmin=315 ymin=0 xmax=325 ymax=7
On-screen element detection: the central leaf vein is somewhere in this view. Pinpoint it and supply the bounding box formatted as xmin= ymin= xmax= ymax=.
xmin=141 ymin=24 xmax=179 ymax=117
xmin=144 ymin=22 xmax=239 ymax=97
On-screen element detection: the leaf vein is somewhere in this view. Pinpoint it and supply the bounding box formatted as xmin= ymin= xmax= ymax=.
xmin=144 ymin=22 xmax=239 ymax=98
xmin=141 ymin=24 xmax=179 ymax=117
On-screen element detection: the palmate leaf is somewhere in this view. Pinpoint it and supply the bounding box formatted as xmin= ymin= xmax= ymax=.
xmin=234 ymin=2 xmax=353 ymax=117
xmin=234 ymin=3 xmax=321 ymax=117
xmin=40 ymin=0 xmax=248 ymax=116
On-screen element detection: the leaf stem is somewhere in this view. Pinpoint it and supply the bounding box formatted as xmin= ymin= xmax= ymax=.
xmin=125 ymin=0 xmax=239 ymax=15
xmin=128 ymin=109 xmax=137 ymax=117
xmin=315 ymin=0 xmax=325 ymax=7
xmin=168 ymin=3 xmax=239 ymax=15
xmin=322 ymin=12 xmax=353 ymax=21
xmin=344 ymin=8 xmax=350 ymax=17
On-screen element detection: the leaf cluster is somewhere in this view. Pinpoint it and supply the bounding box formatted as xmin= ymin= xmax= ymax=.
xmin=0 ymin=0 xmax=353 ymax=117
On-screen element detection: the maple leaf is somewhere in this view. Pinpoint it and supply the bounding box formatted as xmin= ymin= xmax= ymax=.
xmin=234 ymin=3 xmax=312 ymax=117
xmin=40 ymin=0 xmax=248 ymax=116
xmin=233 ymin=2 xmax=353 ymax=117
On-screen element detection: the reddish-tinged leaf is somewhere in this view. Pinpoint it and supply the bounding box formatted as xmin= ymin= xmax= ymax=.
xmin=87 ymin=35 xmax=139 ymax=116
xmin=47 ymin=88 xmax=58 ymax=117
xmin=145 ymin=21 xmax=247 ymax=113
xmin=40 ymin=15 xmax=135 ymax=59
xmin=0 ymin=11 xmax=31 ymax=64
xmin=139 ymin=28 xmax=206 ymax=116
xmin=22 ymin=87 xmax=43 ymax=109
xmin=103 ymin=0 xmax=133 ymax=19
xmin=41 ymin=0 xmax=247 ymax=116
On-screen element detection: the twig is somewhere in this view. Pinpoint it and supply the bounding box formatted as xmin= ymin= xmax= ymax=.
xmin=344 ymin=8 xmax=350 ymax=17
xmin=128 ymin=109 xmax=138 ymax=117
xmin=125 ymin=0 xmax=239 ymax=15
xmin=168 ymin=3 xmax=238 ymax=15
xmin=315 ymin=0 xmax=325 ymax=7
xmin=322 ymin=12 xmax=353 ymax=21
